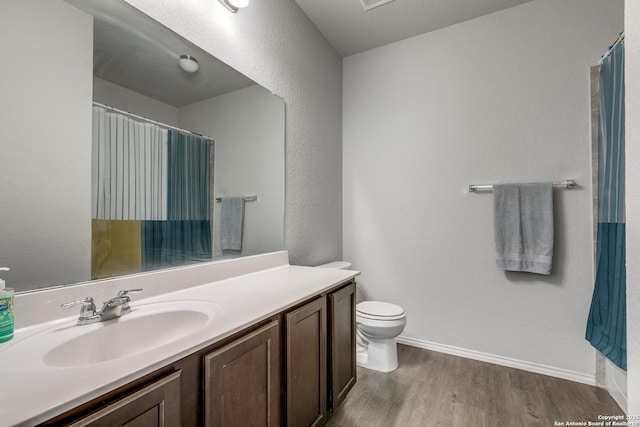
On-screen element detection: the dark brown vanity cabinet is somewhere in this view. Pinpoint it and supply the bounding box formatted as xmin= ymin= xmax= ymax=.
xmin=204 ymin=320 xmax=280 ymax=427
xmin=66 ymin=371 xmax=182 ymax=427
xmin=284 ymin=280 xmax=357 ymax=427
xmin=328 ymin=281 xmax=357 ymax=411
xmin=285 ymin=297 xmax=328 ymax=427
xmin=40 ymin=280 xmax=357 ymax=427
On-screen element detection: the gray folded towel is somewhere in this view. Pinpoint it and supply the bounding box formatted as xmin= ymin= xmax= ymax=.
xmin=493 ymin=183 xmax=554 ymax=275
xmin=220 ymin=197 xmax=245 ymax=251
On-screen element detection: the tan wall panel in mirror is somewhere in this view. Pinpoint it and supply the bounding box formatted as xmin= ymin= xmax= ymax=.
xmin=0 ymin=0 xmax=285 ymax=293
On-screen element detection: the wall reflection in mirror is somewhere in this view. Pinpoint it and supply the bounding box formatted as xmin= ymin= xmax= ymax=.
xmin=0 ymin=0 xmax=285 ymax=293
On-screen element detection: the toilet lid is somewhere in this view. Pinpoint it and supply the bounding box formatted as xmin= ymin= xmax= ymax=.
xmin=316 ymin=261 xmax=352 ymax=269
xmin=356 ymin=301 xmax=405 ymax=320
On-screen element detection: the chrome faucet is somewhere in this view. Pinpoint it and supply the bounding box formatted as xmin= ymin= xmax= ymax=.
xmin=61 ymin=297 xmax=99 ymax=325
xmin=62 ymin=289 xmax=143 ymax=325
xmin=99 ymin=289 xmax=143 ymax=321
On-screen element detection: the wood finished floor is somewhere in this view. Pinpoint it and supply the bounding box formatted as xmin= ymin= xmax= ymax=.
xmin=327 ymin=344 xmax=623 ymax=427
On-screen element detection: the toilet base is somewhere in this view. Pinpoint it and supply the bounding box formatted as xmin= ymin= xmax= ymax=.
xmin=356 ymin=337 xmax=399 ymax=373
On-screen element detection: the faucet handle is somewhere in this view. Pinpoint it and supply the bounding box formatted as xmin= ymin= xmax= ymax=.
xmin=61 ymin=297 xmax=97 ymax=316
xmin=61 ymin=296 xmax=95 ymax=309
xmin=117 ymin=288 xmax=143 ymax=298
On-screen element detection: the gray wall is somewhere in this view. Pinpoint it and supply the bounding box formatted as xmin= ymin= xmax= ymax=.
xmin=343 ymin=0 xmax=623 ymax=381
xmin=124 ymin=0 xmax=344 ymax=267
xmin=0 ymin=0 xmax=93 ymax=291
xmin=93 ymin=77 xmax=180 ymax=126
xmin=179 ymin=85 xmax=285 ymax=258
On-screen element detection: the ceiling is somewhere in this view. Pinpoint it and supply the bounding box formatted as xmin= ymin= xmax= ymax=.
xmin=68 ymin=0 xmax=256 ymax=107
xmin=92 ymin=18 xmax=255 ymax=107
xmin=294 ymin=0 xmax=535 ymax=57
xmin=67 ymin=0 xmax=537 ymax=106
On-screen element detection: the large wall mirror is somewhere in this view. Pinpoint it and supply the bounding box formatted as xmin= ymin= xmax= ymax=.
xmin=0 ymin=0 xmax=285 ymax=293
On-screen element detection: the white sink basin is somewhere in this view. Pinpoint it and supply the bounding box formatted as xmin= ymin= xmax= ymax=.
xmin=20 ymin=300 xmax=219 ymax=368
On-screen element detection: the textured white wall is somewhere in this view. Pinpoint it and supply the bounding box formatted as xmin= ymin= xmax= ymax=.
xmin=0 ymin=0 xmax=93 ymax=292
xmin=179 ymin=85 xmax=285 ymax=258
xmin=93 ymin=77 xmax=179 ymax=126
xmin=344 ymin=0 xmax=623 ymax=378
xmin=123 ymin=0 xmax=343 ymax=266
xmin=626 ymin=0 xmax=640 ymax=415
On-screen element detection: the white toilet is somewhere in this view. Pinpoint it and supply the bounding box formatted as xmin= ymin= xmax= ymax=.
xmin=355 ymin=301 xmax=406 ymax=372
xmin=316 ymin=261 xmax=407 ymax=373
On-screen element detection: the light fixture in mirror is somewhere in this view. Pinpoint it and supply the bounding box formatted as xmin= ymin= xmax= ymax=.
xmin=178 ymin=55 xmax=199 ymax=73
xmin=0 ymin=0 xmax=284 ymax=293
xmin=218 ymin=0 xmax=249 ymax=13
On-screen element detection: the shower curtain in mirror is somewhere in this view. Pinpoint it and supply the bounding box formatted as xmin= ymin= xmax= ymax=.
xmin=142 ymin=131 xmax=212 ymax=271
xmin=91 ymin=106 xmax=213 ymax=279
xmin=586 ymin=42 xmax=626 ymax=371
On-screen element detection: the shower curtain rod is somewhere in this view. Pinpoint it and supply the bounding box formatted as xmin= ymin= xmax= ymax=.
xmin=468 ymin=179 xmax=576 ymax=193
xmin=600 ymin=32 xmax=624 ymax=63
xmin=93 ymin=101 xmax=214 ymax=142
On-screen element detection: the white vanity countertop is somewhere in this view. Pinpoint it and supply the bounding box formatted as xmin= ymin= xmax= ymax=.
xmin=0 ymin=257 xmax=359 ymax=427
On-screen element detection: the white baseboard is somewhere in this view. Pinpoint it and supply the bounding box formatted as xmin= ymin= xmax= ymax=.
xmin=396 ymin=335 xmax=595 ymax=386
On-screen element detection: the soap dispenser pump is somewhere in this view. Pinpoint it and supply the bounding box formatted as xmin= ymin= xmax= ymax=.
xmin=0 ymin=268 xmax=14 ymax=343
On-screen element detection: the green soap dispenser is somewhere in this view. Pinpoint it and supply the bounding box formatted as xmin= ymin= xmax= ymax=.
xmin=0 ymin=267 xmax=14 ymax=343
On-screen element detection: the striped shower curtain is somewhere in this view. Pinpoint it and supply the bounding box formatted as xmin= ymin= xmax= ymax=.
xmin=92 ymin=107 xmax=213 ymax=278
xmin=141 ymin=131 xmax=213 ymax=270
xmin=92 ymin=105 xmax=168 ymax=220
xmin=586 ymin=42 xmax=626 ymax=371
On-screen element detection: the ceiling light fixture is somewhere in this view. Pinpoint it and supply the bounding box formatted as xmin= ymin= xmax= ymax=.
xmin=360 ymin=0 xmax=395 ymax=11
xmin=218 ymin=0 xmax=249 ymax=13
xmin=178 ymin=55 xmax=199 ymax=73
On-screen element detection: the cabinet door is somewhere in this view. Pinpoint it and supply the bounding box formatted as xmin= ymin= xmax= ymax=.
xmin=68 ymin=370 xmax=181 ymax=427
xmin=204 ymin=320 xmax=280 ymax=427
xmin=329 ymin=281 xmax=357 ymax=411
xmin=286 ymin=297 xmax=327 ymax=427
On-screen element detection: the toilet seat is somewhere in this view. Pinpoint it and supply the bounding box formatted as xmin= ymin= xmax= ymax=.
xmin=356 ymin=301 xmax=405 ymax=321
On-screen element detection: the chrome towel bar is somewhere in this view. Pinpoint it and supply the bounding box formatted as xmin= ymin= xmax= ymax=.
xmin=468 ymin=180 xmax=576 ymax=193
xmin=215 ymin=195 xmax=258 ymax=202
